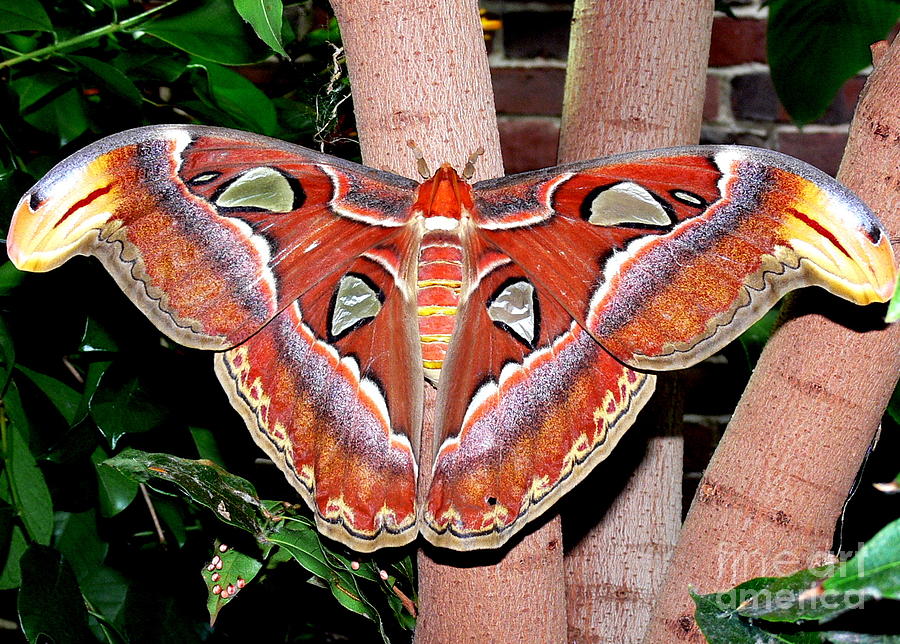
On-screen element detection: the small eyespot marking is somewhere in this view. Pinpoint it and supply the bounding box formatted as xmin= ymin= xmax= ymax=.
xmin=187 ymin=171 xmax=221 ymax=185
xmin=487 ymin=279 xmax=539 ymax=346
xmin=670 ymin=190 xmax=708 ymax=208
xmin=331 ymin=274 xmax=383 ymax=339
xmin=585 ymin=182 xmax=673 ymax=227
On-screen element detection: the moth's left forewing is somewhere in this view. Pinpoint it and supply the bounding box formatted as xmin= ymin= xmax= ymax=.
xmin=472 ymin=147 xmax=896 ymax=372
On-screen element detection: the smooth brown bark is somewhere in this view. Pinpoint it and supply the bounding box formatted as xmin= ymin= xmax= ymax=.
xmin=644 ymin=39 xmax=900 ymax=644
xmin=558 ymin=3 xmax=712 ymax=642
xmin=328 ymin=0 xmax=567 ymax=641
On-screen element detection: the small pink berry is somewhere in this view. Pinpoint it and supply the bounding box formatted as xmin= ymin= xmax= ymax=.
xmin=379 ymin=570 xmax=389 ymax=581
xmin=206 ymin=564 xmax=215 ymax=572
xmin=211 ymin=555 xmax=221 ymax=565
xmin=215 ymin=561 xmax=223 ymax=570
xmin=227 ymin=584 xmax=236 ymax=594
xmin=236 ymin=578 xmax=246 ymax=588
xmin=351 ymin=561 xmax=360 ymax=570
xmin=220 ymin=589 xmax=229 ymax=599
xmin=218 ymin=543 xmax=229 ymax=553
xmin=211 ymin=573 xmax=220 ymax=582
xmin=212 ymin=585 xmax=221 ymax=595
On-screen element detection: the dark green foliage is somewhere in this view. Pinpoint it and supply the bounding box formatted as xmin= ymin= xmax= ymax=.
xmin=0 ymin=1 xmax=412 ymax=641
xmin=766 ymin=0 xmax=900 ymax=125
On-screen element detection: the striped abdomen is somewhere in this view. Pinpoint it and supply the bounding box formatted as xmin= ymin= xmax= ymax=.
xmin=417 ymin=233 xmax=463 ymax=382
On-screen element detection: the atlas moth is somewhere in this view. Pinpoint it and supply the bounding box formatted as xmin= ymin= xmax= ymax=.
xmin=7 ymin=125 xmax=895 ymax=551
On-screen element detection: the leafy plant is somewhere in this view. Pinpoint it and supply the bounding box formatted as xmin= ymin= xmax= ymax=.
xmin=766 ymin=0 xmax=899 ymax=125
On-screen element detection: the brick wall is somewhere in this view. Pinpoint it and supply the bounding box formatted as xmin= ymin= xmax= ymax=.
xmin=486 ymin=1 xmax=864 ymax=176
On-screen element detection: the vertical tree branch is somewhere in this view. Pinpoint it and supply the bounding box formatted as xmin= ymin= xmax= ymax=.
xmin=328 ymin=0 xmax=567 ymax=640
xmin=644 ymin=38 xmax=900 ymax=643
xmin=558 ymin=2 xmax=712 ymax=642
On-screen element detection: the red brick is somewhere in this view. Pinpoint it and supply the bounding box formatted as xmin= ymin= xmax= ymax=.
xmin=703 ymin=75 xmax=720 ymax=122
xmin=731 ymin=72 xmax=780 ymax=122
xmin=777 ymin=130 xmax=849 ymax=176
xmin=491 ymin=67 xmax=566 ymax=116
xmin=498 ymin=117 xmax=559 ymax=174
xmin=709 ymin=17 xmax=767 ymax=66
xmin=731 ymin=73 xmax=865 ymax=126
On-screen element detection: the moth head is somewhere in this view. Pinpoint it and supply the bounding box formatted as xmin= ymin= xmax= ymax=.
xmin=7 ymin=147 xmax=127 ymax=272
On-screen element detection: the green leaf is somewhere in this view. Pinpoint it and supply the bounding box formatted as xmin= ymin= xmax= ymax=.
xmin=304 ymin=17 xmax=341 ymax=48
xmin=23 ymin=86 xmax=89 ymax=146
xmin=695 ymin=518 xmax=900 ymax=640
xmin=189 ymin=59 xmax=278 ymax=134
xmin=693 ymin=589 xmax=801 ymax=644
xmin=4 ymin=384 xmax=53 ymax=545
xmin=152 ymin=496 xmax=187 ymax=547
xmin=79 ymin=565 xmax=130 ymax=627
xmin=886 ymin=381 xmax=900 ymax=426
xmin=92 ymin=446 xmax=138 ymax=517
xmin=18 ymin=545 xmax=94 ymax=644
xmin=189 ymin=425 xmax=225 ymax=464
xmin=15 ymin=364 xmax=81 ymax=425
xmin=714 ymin=568 xmax=838 ymax=622
xmin=141 ymin=0 xmax=269 ymax=65
xmin=269 ymin=517 xmax=387 ymax=639
xmin=70 ymin=54 xmax=143 ymax=106
xmin=0 ymin=316 xmax=15 ymax=391
xmin=0 ymin=261 xmax=26 ymax=296
xmin=73 ymin=359 xmax=111 ymax=428
xmin=267 ymin=517 xmax=331 ymax=579
xmin=110 ymin=51 xmax=187 ymax=83
xmin=823 ymin=516 xmax=900 ymax=601
xmin=0 ymin=0 xmax=52 ymax=33
xmin=103 ymin=448 xmax=267 ymax=534
xmin=90 ymin=362 xmax=169 ymax=448
xmin=79 ymin=317 xmax=119 ymax=353
xmin=767 ymin=0 xmax=900 ymax=125
xmin=53 ymin=509 xmax=107 ymax=581
xmin=234 ymin=0 xmax=288 ymax=56
xmin=9 ymin=70 xmax=69 ymax=111
xmin=885 ymin=277 xmax=900 ymax=323
xmin=0 ymin=524 xmax=26 ymax=590
xmin=202 ymin=542 xmax=263 ymax=625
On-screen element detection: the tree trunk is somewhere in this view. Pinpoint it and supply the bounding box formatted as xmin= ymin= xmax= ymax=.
xmin=328 ymin=1 xmax=568 ymax=641
xmin=558 ymin=2 xmax=712 ymax=642
xmin=644 ymin=38 xmax=900 ymax=644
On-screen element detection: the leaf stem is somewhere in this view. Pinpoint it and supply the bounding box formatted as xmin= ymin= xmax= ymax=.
xmin=0 ymin=0 xmax=183 ymax=70
xmin=140 ymin=483 xmax=167 ymax=545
